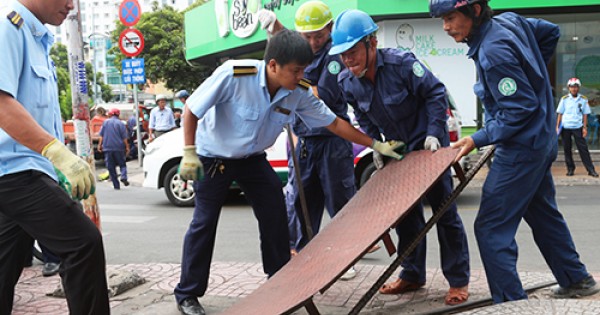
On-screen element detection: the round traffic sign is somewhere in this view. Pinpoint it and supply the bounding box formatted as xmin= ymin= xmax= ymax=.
xmin=119 ymin=28 xmax=145 ymax=57
xmin=119 ymin=0 xmax=142 ymax=27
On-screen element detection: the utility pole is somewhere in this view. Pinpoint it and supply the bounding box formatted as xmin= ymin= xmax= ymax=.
xmin=65 ymin=0 xmax=102 ymax=229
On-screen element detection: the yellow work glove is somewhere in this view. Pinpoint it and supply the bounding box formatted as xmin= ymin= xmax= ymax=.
xmin=42 ymin=139 xmax=95 ymax=200
xmin=178 ymin=145 xmax=203 ymax=181
xmin=372 ymin=140 xmax=405 ymax=160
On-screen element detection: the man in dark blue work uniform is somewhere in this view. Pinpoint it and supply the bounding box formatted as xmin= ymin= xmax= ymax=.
xmin=258 ymin=2 xmax=372 ymax=272
xmin=173 ymin=29 xmax=404 ymax=315
xmin=430 ymin=0 xmax=599 ymax=303
xmin=330 ymin=9 xmax=471 ymax=306
xmin=0 ymin=0 xmax=108 ymax=314
xmin=98 ymin=108 xmax=130 ymax=190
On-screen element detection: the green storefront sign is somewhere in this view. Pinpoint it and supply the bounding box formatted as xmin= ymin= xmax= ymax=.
xmin=185 ymin=0 xmax=600 ymax=62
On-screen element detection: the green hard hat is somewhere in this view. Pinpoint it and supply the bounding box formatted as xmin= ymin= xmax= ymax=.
xmin=294 ymin=1 xmax=333 ymax=33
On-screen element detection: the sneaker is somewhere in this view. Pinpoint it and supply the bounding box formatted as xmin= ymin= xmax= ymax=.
xmin=42 ymin=262 xmax=60 ymax=277
xmin=340 ymin=266 xmax=357 ymax=281
xmin=552 ymin=275 xmax=600 ymax=298
xmin=120 ymin=178 xmax=130 ymax=186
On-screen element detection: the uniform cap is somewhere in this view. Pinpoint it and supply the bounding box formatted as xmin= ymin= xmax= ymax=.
xmin=156 ymin=94 xmax=167 ymax=101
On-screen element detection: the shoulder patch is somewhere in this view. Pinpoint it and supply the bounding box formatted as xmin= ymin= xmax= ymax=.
xmin=297 ymin=78 xmax=312 ymax=90
xmin=7 ymin=11 xmax=24 ymax=29
xmin=233 ymin=65 xmax=258 ymax=77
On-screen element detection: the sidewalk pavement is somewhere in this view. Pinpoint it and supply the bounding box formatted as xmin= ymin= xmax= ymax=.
xmin=13 ymin=159 xmax=600 ymax=315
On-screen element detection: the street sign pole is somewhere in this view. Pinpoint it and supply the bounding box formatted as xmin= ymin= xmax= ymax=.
xmin=134 ymin=79 xmax=142 ymax=165
xmin=119 ymin=0 xmax=144 ymax=165
xmin=65 ymin=0 xmax=102 ymax=229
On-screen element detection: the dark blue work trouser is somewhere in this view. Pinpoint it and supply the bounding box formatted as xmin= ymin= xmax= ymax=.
xmin=561 ymin=128 xmax=597 ymax=173
xmin=0 ymin=171 xmax=109 ymax=315
xmin=104 ymin=150 xmax=127 ymax=189
xmin=174 ymin=153 xmax=290 ymax=303
xmin=475 ymin=146 xmax=589 ymax=303
xmin=292 ymin=136 xmax=356 ymax=250
xmin=396 ymin=169 xmax=470 ymax=288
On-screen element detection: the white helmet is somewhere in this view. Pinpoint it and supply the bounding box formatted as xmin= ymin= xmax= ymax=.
xmin=156 ymin=94 xmax=167 ymax=101
xmin=567 ymin=77 xmax=581 ymax=87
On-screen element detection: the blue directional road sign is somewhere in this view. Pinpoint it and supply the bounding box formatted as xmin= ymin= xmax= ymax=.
xmin=122 ymin=58 xmax=145 ymax=84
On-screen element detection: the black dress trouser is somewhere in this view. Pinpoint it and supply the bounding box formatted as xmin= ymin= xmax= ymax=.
xmin=0 ymin=171 xmax=109 ymax=315
xmin=562 ymin=128 xmax=597 ymax=173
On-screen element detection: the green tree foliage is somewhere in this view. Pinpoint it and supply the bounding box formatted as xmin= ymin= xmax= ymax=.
xmin=109 ymin=1 xmax=213 ymax=93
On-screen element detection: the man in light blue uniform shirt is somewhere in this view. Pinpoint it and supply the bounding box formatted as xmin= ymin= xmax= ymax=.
xmin=172 ymin=29 xmax=404 ymax=315
xmin=0 ymin=0 xmax=108 ymax=314
xmin=431 ymin=0 xmax=599 ymax=303
xmin=556 ymin=78 xmax=598 ymax=177
xmin=148 ymin=93 xmax=176 ymax=141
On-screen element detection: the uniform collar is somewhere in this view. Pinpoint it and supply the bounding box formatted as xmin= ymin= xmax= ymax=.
xmin=258 ymin=61 xmax=267 ymax=89
xmin=12 ymin=0 xmax=53 ymax=43
xmin=467 ymin=19 xmax=492 ymax=59
xmin=568 ymin=93 xmax=581 ymax=100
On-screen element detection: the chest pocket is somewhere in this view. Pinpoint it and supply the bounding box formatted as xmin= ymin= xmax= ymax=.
xmin=268 ymin=106 xmax=294 ymax=126
xmin=233 ymin=104 xmax=259 ymax=133
xmin=382 ymin=89 xmax=415 ymax=121
xmin=30 ymin=64 xmax=52 ymax=108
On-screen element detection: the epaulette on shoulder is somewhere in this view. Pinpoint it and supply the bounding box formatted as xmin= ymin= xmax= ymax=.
xmin=233 ymin=65 xmax=258 ymax=77
xmin=297 ymin=78 xmax=312 ymax=90
xmin=581 ymin=95 xmax=588 ymax=100
xmin=561 ymin=95 xmax=568 ymax=99
xmin=7 ymin=11 xmax=24 ymax=29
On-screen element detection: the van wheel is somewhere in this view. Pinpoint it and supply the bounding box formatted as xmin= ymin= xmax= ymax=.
xmin=164 ymin=165 xmax=195 ymax=207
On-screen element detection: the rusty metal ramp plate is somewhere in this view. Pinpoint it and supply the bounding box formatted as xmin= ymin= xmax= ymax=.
xmin=221 ymin=147 xmax=459 ymax=315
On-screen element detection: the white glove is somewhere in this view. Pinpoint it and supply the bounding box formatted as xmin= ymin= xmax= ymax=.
xmin=424 ymin=136 xmax=440 ymax=152
xmin=257 ymin=9 xmax=277 ymax=33
xmin=42 ymin=139 xmax=95 ymax=200
xmin=371 ymin=140 xmax=405 ymax=160
xmin=178 ymin=145 xmax=203 ymax=181
xmin=373 ymin=151 xmax=384 ymax=170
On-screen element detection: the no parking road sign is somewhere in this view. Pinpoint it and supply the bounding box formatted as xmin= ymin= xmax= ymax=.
xmin=119 ymin=0 xmax=141 ymax=27
xmin=119 ymin=28 xmax=144 ymax=57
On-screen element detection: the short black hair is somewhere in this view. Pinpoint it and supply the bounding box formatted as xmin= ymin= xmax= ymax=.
xmin=173 ymin=108 xmax=182 ymax=113
xmin=263 ymin=29 xmax=313 ymax=67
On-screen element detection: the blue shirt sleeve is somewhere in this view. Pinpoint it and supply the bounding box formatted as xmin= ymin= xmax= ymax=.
xmin=187 ymin=64 xmax=233 ymax=120
xmin=0 ymin=21 xmax=23 ymax=97
xmin=400 ymin=54 xmax=447 ymax=139
xmin=556 ymin=97 xmax=565 ymax=114
xmin=526 ymin=18 xmax=560 ymax=65
xmin=471 ymin=62 xmax=539 ymax=147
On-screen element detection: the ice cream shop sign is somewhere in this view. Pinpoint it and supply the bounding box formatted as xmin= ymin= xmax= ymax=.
xmin=215 ymin=0 xmax=301 ymax=39
xmin=229 ymin=0 xmax=260 ymax=38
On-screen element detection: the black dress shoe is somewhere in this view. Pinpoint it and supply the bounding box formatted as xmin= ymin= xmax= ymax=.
xmin=567 ymin=169 xmax=574 ymax=176
xmin=120 ymin=178 xmax=130 ymax=186
xmin=178 ymin=298 xmax=205 ymax=315
xmin=42 ymin=262 xmax=60 ymax=277
xmin=589 ymin=171 xmax=599 ymax=178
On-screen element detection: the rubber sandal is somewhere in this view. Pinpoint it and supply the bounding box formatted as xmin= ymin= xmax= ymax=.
xmin=379 ymin=278 xmax=424 ymax=294
xmin=445 ymin=285 xmax=469 ymax=306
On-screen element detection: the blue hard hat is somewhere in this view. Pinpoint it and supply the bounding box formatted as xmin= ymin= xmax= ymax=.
xmin=175 ymin=90 xmax=190 ymax=99
xmin=329 ymin=9 xmax=378 ymax=55
xmin=429 ymin=0 xmax=487 ymax=18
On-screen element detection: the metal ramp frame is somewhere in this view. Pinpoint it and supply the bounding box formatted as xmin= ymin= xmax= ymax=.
xmin=221 ymin=147 xmax=490 ymax=315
